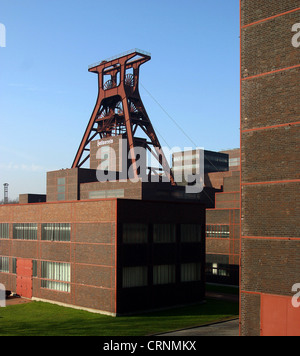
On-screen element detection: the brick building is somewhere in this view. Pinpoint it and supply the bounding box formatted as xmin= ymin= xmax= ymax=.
xmin=0 ymin=136 xmax=206 ymax=316
xmin=240 ymin=0 xmax=300 ymax=336
xmin=0 ymin=198 xmax=205 ymax=315
xmin=205 ymin=149 xmax=240 ymax=285
xmin=171 ymin=148 xmax=241 ymax=286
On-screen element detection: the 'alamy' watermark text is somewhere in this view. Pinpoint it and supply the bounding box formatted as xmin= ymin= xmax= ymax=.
xmin=292 ymin=23 xmax=300 ymax=48
xmin=292 ymin=284 xmax=300 ymax=308
xmin=0 ymin=23 xmax=6 ymax=48
xmin=0 ymin=283 xmax=6 ymax=307
xmin=95 ymin=139 xmax=204 ymax=194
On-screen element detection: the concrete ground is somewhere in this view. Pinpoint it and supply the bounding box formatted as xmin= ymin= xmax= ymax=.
xmin=158 ymin=318 xmax=239 ymax=337
xmin=5 ymin=295 xmax=32 ymax=306
xmin=158 ymin=291 xmax=240 ymax=337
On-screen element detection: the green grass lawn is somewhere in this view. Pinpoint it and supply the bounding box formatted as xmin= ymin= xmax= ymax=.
xmin=206 ymin=283 xmax=239 ymax=295
xmin=0 ymin=298 xmax=238 ymax=336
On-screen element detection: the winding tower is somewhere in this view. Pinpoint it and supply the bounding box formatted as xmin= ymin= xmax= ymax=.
xmin=72 ymin=49 xmax=175 ymax=184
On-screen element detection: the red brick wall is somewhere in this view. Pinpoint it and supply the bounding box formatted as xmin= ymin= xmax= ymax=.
xmin=241 ymin=0 xmax=300 ymax=336
xmin=241 ymin=0 xmax=300 ymax=26
xmin=0 ymin=199 xmax=117 ymax=314
xmin=47 ymin=169 xmax=79 ymax=202
xmin=0 ymin=198 xmax=206 ymax=315
xmin=80 ymin=180 xmax=142 ymax=200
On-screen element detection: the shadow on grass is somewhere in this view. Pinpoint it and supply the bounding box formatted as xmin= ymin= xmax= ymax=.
xmin=135 ymin=299 xmax=239 ymax=317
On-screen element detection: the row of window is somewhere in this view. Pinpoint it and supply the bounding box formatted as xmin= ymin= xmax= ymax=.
xmin=123 ymin=223 xmax=202 ymax=244
xmin=0 ymin=257 xmax=200 ymax=292
xmin=1 ymin=220 xmax=229 ymax=242
xmin=0 ymin=223 xmax=229 ymax=241
xmin=206 ymin=225 xmax=230 ymax=239
xmin=0 ymin=257 xmax=71 ymax=293
xmin=0 ymin=223 xmax=202 ymax=243
xmin=0 ymin=223 xmax=71 ymax=241
xmin=57 ymin=177 xmax=66 ymax=201
xmin=123 ymin=263 xmax=202 ymax=288
xmin=89 ymin=189 xmax=125 ymax=199
xmin=206 ymin=263 xmax=230 ymax=277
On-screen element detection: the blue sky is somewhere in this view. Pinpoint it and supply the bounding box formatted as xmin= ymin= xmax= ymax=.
xmin=0 ymin=0 xmax=240 ymax=199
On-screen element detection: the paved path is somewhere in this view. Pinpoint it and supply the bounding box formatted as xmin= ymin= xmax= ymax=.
xmin=159 ymin=291 xmax=240 ymax=337
xmin=206 ymin=291 xmax=239 ymax=303
xmin=158 ymin=318 xmax=239 ymax=337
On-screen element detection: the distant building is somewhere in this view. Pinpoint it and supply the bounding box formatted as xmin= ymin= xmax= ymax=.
xmin=205 ymin=149 xmax=240 ymax=285
xmin=172 ymin=148 xmax=240 ymax=286
xmin=172 ymin=149 xmax=229 ymax=185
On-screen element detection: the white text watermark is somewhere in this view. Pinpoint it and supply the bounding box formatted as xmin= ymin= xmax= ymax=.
xmin=292 ymin=283 xmax=300 ymax=308
xmin=95 ymin=139 xmax=204 ymax=194
xmin=0 ymin=283 xmax=6 ymax=307
xmin=292 ymin=23 xmax=300 ymax=48
xmin=0 ymin=23 xmax=6 ymax=48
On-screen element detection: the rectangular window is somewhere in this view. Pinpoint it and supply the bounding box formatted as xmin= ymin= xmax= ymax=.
xmin=181 ymin=263 xmax=201 ymax=282
xmin=122 ymin=266 xmax=148 ymax=288
xmin=181 ymin=224 xmax=201 ymax=242
xmin=12 ymin=258 xmax=17 ymax=274
xmin=32 ymin=260 xmax=37 ymax=277
xmin=153 ymin=265 xmax=176 ymax=285
xmin=57 ymin=193 xmax=65 ymax=201
xmin=153 ymin=224 xmax=176 ymax=243
xmin=57 ymin=177 xmax=66 ymax=185
xmin=89 ymin=191 xmax=106 ymax=199
xmin=41 ymin=261 xmax=71 ymax=292
xmin=210 ymin=263 xmax=230 ymax=277
xmin=0 ymin=256 xmax=9 ymax=273
xmin=41 ymin=223 xmax=71 ymax=242
xmin=212 ymin=263 xmax=218 ymax=275
xmin=106 ymin=189 xmax=124 ymax=198
xmin=57 ymin=185 xmax=65 ymax=193
xmin=89 ymin=189 xmax=125 ymax=199
xmin=57 ymin=177 xmax=66 ymax=201
xmin=13 ymin=223 xmax=38 ymax=240
xmin=229 ymin=157 xmax=240 ymax=167
xmin=0 ymin=223 xmax=9 ymax=239
xmin=123 ymin=223 xmax=148 ymax=244
xmin=206 ymin=225 xmax=230 ymax=239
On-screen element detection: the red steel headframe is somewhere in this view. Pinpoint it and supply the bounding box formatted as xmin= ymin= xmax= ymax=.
xmin=72 ymin=49 xmax=175 ymax=184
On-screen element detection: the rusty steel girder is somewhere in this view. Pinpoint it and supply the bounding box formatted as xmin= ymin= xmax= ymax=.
xmin=72 ymin=49 xmax=175 ymax=184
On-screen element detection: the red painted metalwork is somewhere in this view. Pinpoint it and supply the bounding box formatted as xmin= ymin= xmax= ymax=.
xmin=261 ymin=294 xmax=300 ymax=336
xmin=72 ymin=49 xmax=175 ymax=184
xmin=16 ymin=259 xmax=33 ymax=299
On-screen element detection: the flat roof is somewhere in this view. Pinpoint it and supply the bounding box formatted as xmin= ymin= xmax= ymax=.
xmin=88 ymin=48 xmax=151 ymax=69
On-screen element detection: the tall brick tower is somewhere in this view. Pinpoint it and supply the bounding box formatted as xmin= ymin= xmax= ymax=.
xmin=240 ymin=1 xmax=300 ymax=336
